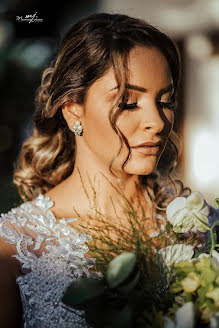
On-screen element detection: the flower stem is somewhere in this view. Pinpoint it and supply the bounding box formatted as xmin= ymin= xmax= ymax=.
xmin=192 ymin=214 xmax=219 ymax=257
xmin=209 ymin=228 xmax=215 ymax=257
xmin=210 ymin=219 xmax=219 ymax=230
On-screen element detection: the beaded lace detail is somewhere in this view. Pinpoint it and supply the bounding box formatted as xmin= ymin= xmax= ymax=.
xmin=0 ymin=194 xmax=102 ymax=327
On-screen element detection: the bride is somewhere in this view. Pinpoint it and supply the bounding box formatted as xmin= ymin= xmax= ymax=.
xmin=0 ymin=12 xmax=187 ymax=327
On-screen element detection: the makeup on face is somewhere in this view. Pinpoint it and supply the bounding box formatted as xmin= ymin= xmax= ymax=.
xmin=79 ymin=46 xmax=175 ymax=177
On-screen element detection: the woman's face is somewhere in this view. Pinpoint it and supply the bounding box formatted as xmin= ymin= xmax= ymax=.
xmin=80 ymin=45 xmax=175 ymax=177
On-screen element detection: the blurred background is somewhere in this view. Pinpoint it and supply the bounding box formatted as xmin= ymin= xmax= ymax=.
xmin=0 ymin=0 xmax=219 ymax=213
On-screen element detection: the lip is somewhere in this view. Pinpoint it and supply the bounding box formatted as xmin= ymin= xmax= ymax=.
xmin=132 ymin=141 xmax=162 ymax=148
xmin=132 ymin=145 xmax=160 ymax=155
xmin=131 ymin=140 xmax=162 ymax=155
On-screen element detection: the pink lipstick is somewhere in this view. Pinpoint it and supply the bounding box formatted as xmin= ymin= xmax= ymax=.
xmin=132 ymin=140 xmax=161 ymax=155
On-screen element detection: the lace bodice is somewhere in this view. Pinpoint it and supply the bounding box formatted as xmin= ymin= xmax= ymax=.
xmin=0 ymin=194 xmax=102 ymax=328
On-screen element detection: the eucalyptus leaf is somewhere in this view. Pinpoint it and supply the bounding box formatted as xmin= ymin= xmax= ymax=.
xmin=117 ymin=270 xmax=140 ymax=295
xmin=106 ymin=252 xmax=137 ymax=289
xmin=62 ymin=277 xmax=104 ymax=308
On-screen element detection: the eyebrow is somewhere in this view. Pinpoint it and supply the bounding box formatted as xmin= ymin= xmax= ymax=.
xmin=109 ymin=83 xmax=174 ymax=94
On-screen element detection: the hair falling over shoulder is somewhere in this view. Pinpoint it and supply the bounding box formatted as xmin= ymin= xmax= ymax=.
xmin=13 ymin=12 xmax=190 ymax=208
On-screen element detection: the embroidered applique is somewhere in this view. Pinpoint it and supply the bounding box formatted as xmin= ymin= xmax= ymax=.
xmin=0 ymin=194 xmax=102 ymax=327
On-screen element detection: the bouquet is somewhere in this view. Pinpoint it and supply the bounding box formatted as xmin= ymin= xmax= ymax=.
xmin=61 ymin=191 xmax=219 ymax=328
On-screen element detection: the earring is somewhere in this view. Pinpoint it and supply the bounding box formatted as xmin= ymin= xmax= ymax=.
xmin=72 ymin=120 xmax=83 ymax=136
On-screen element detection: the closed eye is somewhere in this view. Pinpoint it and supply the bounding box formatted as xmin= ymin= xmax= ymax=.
xmin=157 ymin=101 xmax=176 ymax=110
xmin=118 ymin=102 xmax=138 ymax=110
xmin=118 ymin=101 xmax=176 ymax=111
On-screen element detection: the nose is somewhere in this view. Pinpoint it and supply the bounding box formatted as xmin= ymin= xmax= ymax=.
xmin=140 ymin=101 xmax=165 ymax=134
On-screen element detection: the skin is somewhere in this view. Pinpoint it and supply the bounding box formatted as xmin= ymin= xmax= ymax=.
xmin=45 ymin=45 xmax=174 ymax=240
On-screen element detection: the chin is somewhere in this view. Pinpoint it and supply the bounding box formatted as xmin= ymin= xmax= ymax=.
xmin=123 ymin=159 xmax=159 ymax=176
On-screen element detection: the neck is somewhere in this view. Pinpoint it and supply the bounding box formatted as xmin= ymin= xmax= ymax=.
xmin=61 ymin=150 xmax=151 ymax=219
xmin=45 ymin=149 xmax=157 ymax=243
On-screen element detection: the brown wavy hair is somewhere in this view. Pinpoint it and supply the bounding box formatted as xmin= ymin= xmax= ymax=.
xmin=13 ymin=12 xmax=190 ymax=209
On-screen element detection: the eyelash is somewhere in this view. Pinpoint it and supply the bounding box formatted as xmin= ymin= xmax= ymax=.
xmin=118 ymin=101 xmax=176 ymax=111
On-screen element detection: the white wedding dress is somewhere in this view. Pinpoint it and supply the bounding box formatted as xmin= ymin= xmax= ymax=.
xmin=0 ymin=194 xmax=102 ymax=327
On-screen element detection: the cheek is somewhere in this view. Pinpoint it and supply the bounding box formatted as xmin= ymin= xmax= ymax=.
xmin=116 ymin=112 xmax=138 ymax=139
xmin=85 ymin=115 xmax=111 ymax=146
xmin=85 ymin=96 xmax=110 ymax=135
xmin=83 ymin=101 xmax=121 ymax=155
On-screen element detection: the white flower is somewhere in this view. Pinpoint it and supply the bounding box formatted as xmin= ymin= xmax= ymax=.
xmin=164 ymin=302 xmax=194 ymax=328
xmin=157 ymin=244 xmax=194 ymax=267
xmin=166 ymin=192 xmax=210 ymax=233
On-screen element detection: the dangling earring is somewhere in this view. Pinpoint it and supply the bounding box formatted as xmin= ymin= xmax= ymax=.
xmin=72 ymin=120 xmax=83 ymax=136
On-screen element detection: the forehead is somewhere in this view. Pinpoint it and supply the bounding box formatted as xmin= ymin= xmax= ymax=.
xmin=87 ymin=46 xmax=172 ymax=96
xmin=128 ymin=46 xmax=172 ymax=85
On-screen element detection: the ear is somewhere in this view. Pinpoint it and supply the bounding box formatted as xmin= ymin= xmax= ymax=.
xmin=62 ymin=102 xmax=84 ymax=130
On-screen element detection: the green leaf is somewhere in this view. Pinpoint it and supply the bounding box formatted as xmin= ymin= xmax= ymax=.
xmin=106 ymin=252 xmax=137 ymax=288
xmin=195 ymin=257 xmax=211 ymax=273
xmin=197 ymin=285 xmax=212 ymax=304
xmin=62 ymin=277 xmax=104 ymax=308
xmin=201 ymin=299 xmax=217 ymax=312
xmin=200 ymin=269 xmax=217 ymax=287
xmin=193 ymin=249 xmax=203 ymax=258
xmin=174 ymin=261 xmax=195 ymax=274
xmin=117 ymin=270 xmax=140 ymax=295
xmin=170 ymin=281 xmax=183 ymax=294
